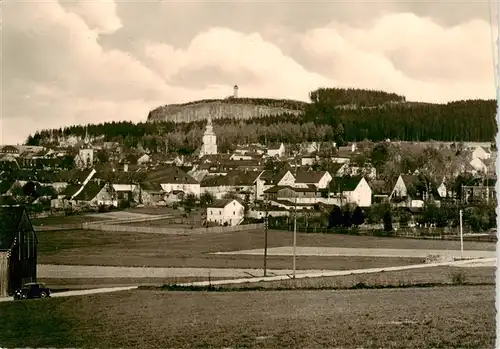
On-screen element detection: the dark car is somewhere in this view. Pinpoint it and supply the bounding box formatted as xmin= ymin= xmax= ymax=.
xmin=13 ymin=283 xmax=51 ymax=300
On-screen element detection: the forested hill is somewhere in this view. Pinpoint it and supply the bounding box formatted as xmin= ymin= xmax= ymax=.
xmin=26 ymin=88 xmax=496 ymax=154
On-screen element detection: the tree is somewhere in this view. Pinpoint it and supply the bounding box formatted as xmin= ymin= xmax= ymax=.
xmin=243 ymin=192 xmax=251 ymax=215
xmin=351 ymin=206 xmax=365 ymax=226
xmin=182 ymin=193 xmax=197 ymax=214
xmin=342 ymin=206 xmax=352 ymax=228
xmin=383 ymin=210 xmax=393 ymax=232
xmin=328 ymin=205 xmax=343 ymax=229
xmin=200 ymin=192 xmax=214 ymax=207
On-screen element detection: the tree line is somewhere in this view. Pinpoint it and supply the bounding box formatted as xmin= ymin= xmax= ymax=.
xmin=25 ymin=88 xmax=496 ymax=153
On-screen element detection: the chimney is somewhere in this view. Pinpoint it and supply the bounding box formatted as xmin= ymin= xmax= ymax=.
xmin=124 ymin=163 xmax=128 ymax=172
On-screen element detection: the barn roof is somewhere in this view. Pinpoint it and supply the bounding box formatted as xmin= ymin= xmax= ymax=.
xmin=0 ymin=206 xmax=32 ymax=250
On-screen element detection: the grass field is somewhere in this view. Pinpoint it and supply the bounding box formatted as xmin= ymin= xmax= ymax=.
xmin=212 ymin=266 xmax=495 ymax=290
xmin=0 ymin=286 xmax=494 ymax=348
xmin=36 ymin=228 xmax=495 ymax=270
xmin=31 ymin=214 xmax=105 ymax=226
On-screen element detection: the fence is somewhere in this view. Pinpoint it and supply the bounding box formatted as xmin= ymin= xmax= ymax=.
xmin=268 ymin=224 xmax=497 ymax=243
xmin=80 ymin=222 xmax=264 ymax=235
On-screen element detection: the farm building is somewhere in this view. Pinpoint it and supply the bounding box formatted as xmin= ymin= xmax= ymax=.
xmin=0 ymin=205 xmax=37 ymax=297
xmin=206 ymin=199 xmax=245 ymax=226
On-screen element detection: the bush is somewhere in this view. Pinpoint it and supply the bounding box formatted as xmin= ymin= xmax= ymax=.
xmin=450 ymin=271 xmax=467 ymax=285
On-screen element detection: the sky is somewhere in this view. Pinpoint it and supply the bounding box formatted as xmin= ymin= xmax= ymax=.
xmin=2 ymin=0 xmax=499 ymax=145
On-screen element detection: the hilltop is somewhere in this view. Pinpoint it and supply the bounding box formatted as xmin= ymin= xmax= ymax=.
xmin=146 ymin=88 xmax=407 ymax=123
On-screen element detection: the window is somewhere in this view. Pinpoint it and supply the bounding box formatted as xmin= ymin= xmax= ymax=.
xmin=219 ymin=210 xmax=222 ymax=214
xmin=210 ymin=210 xmax=212 ymax=215
xmin=233 ymin=211 xmax=235 ymax=215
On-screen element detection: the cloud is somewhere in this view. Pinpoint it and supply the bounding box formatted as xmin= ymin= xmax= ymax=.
xmin=298 ymin=13 xmax=496 ymax=102
xmin=67 ymin=0 xmax=123 ymax=35
xmin=141 ymin=27 xmax=331 ymax=100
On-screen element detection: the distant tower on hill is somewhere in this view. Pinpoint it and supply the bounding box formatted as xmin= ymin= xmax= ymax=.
xmin=199 ymin=117 xmax=217 ymax=158
xmin=233 ymin=85 xmax=239 ymax=98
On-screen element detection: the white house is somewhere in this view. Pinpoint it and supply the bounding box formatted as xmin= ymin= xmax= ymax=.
xmin=137 ymin=154 xmax=151 ymax=165
xmin=329 ymin=176 xmax=372 ymax=207
xmin=267 ymin=143 xmax=286 ymax=158
xmin=206 ymin=199 xmax=245 ymax=226
xmin=471 ymin=146 xmax=491 ymax=160
xmin=469 ymin=158 xmax=495 ymax=174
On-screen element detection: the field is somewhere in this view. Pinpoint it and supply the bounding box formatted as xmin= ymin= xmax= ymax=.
xmin=0 ymin=286 xmax=494 ymax=348
xmin=37 ymin=228 xmax=496 ymax=270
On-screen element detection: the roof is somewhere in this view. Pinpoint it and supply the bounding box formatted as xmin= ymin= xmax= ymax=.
xmin=264 ymin=185 xmax=318 ymax=194
xmin=329 ymin=176 xmax=363 ymax=193
xmin=294 ymin=170 xmax=328 ymax=184
xmin=73 ymin=182 xmax=106 ymax=201
xmin=0 ymin=145 xmax=20 ymax=153
xmin=61 ymin=184 xmax=81 ymax=198
xmin=146 ymin=166 xmax=199 ymax=184
xmin=201 ymin=170 xmax=261 ymax=187
xmin=208 ymin=199 xmax=241 ymax=208
xmin=95 ymin=170 xmax=146 ymax=184
xmin=0 ymin=206 xmax=32 ymax=250
xmin=140 ymin=182 xmax=164 ymax=193
xmin=267 ymin=142 xmax=283 ymax=150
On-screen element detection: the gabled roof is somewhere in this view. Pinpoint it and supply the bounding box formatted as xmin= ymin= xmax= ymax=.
xmin=95 ymin=170 xmax=146 ymax=184
xmin=208 ymin=199 xmax=241 ymax=208
xmin=146 ymin=166 xmax=199 ymax=184
xmin=0 ymin=206 xmax=33 ymax=250
xmin=258 ymin=170 xmax=291 ymax=184
xmin=329 ymin=176 xmax=363 ymax=193
xmin=73 ymin=182 xmax=107 ymax=201
xmin=294 ymin=170 xmax=329 ymax=184
xmin=61 ymin=184 xmax=81 ymax=198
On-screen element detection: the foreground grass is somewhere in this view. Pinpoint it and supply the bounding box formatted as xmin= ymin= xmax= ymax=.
xmin=189 ymin=266 xmax=496 ymax=291
xmin=0 ymin=286 xmax=494 ymax=348
xmin=36 ymin=229 xmax=494 ymax=269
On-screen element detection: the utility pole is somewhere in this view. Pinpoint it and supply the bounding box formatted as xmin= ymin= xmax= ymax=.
xmin=293 ymin=194 xmax=297 ymax=279
xmin=263 ymin=195 xmax=269 ymax=277
xmin=459 ymin=209 xmax=464 ymax=259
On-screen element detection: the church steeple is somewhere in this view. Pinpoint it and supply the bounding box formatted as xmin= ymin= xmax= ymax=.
xmin=199 ymin=117 xmax=217 ymax=158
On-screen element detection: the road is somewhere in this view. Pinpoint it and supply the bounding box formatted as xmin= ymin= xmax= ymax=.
xmin=0 ymin=286 xmax=138 ymax=303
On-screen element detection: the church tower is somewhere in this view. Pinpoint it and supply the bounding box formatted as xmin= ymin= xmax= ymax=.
xmin=200 ymin=118 xmax=217 ymax=158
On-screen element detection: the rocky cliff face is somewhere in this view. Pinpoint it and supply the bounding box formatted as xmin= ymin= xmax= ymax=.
xmin=147 ymin=100 xmax=304 ymax=123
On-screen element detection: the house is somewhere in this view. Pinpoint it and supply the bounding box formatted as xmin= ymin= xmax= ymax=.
xmin=461 ymin=178 xmax=496 ymax=204
xmin=293 ymin=170 xmax=332 ymax=189
xmin=267 ymin=143 xmax=286 ymax=158
xmin=140 ymin=182 xmax=165 ymax=206
xmin=264 ymin=185 xmax=322 ymax=205
xmin=0 ymin=145 xmax=21 ymax=157
xmin=370 ymin=179 xmax=391 ymax=203
xmin=470 ymin=157 xmax=495 ymax=174
xmin=328 ymin=176 xmax=372 ymax=207
xmin=302 ymin=142 xmax=319 ymax=154
xmin=471 ymin=146 xmax=491 ymax=160
xmin=201 ymin=170 xmax=262 ymax=200
xmin=71 ymin=182 xmax=116 ymax=208
xmin=137 ymin=154 xmax=151 ymax=165
xmin=147 ymin=166 xmax=200 ymax=197
xmin=301 ymin=156 xmax=317 ymax=166
xmin=389 ymin=174 xmax=439 ymax=208
xmin=255 ymin=170 xmax=296 ymax=201
xmin=0 ymin=205 xmax=37 ymax=297
xmin=206 ymin=199 xmax=245 ymax=226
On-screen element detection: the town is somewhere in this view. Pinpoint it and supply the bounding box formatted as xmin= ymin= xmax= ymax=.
xmin=0 ymin=118 xmax=496 ymax=236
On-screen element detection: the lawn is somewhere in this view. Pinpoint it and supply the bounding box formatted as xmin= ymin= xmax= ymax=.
xmin=37 ymin=229 xmax=495 ymax=270
xmin=0 ymin=286 xmax=494 ymax=348
xmin=31 ymin=214 xmax=105 ymax=226
xmin=214 ymin=266 xmax=495 ymax=290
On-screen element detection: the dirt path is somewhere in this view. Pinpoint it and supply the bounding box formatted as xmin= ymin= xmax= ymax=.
xmin=37 ymin=265 xmax=328 ymax=279
xmin=215 ymin=247 xmax=496 ymax=259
